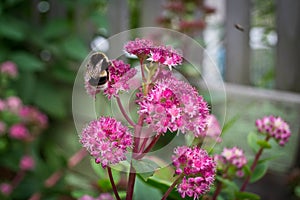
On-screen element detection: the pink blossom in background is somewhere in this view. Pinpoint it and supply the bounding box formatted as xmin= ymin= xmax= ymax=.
xmin=0 ymin=183 xmax=12 ymax=196
xmin=0 ymin=61 xmax=18 ymax=78
xmin=19 ymin=106 xmax=48 ymax=128
xmin=19 ymin=155 xmax=35 ymax=171
xmin=79 ymin=193 xmax=114 ymax=200
xmin=6 ymin=96 xmax=22 ymax=113
xmin=0 ymin=121 xmax=6 ymax=135
xmin=0 ymin=99 xmax=6 ymax=111
xmin=138 ymin=76 xmax=209 ymax=137
xmin=9 ymin=123 xmax=30 ymax=140
xmin=255 ymin=115 xmax=291 ymax=146
xmin=80 ymin=117 xmax=133 ymax=168
xmin=206 ymin=114 xmax=222 ymax=143
xmin=172 ymin=146 xmax=216 ymax=199
xmin=214 ymin=147 xmax=247 ymax=177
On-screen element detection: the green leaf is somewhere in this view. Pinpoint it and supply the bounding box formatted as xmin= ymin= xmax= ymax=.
xmin=247 ymin=132 xmax=260 ymax=153
xmin=256 ymin=140 xmax=271 ymax=149
xmin=15 ymin=71 xmax=36 ymax=103
xmin=132 ymin=158 xmax=160 ymax=181
xmin=10 ymin=52 xmax=45 ymax=71
xmin=235 ymin=191 xmax=260 ymax=200
xmin=250 ymin=162 xmax=268 ymax=183
xmin=98 ymin=179 xmax=112 ymax=191
xmin=33 ymin=82 xmax=67 ymax=118
xmin=0 ymin=17 xmax=26 ymax=41
xmin=90 ymin=159 xmax=106 ymax=178
xmin=295 ymin=185 xmax=300 ymax=197
xmin=221 ymin=114 xmax=240 ymax=136
xmin=42 ymin=19 xmax=70 ymax=39
xmin=134 ymin=177 xmax=162 ymax=200
xmin=216 ymin=176 xmax=239 ymax=191
xmin=61 ymin=36 xmax=88 ymax=60
xmin=52 ymin=65 xmax=75 ymax=83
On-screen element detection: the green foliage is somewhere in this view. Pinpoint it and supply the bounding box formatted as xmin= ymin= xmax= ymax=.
xmin=235 ymin=191 xmax=261 ymax=200
xmin=247 ymin=132 xmax=260 ymax=153
xmin=250 ymin=161 xmax=268 ymax=183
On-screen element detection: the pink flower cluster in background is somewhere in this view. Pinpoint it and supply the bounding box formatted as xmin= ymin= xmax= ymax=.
xmin=0 ymin=61 xmax=18 ymax=78
xmin=80 ymin=117 xmax=133 ymax=168
xmin=0 ymin=96 xmax=48 ymax=141
xmin=215 ymin=147 xmax=247 ymax=177
xmin=172 ymin=146 xmax=216 ymax=199
xmin=255 ymin=115 xmax=291 ymax=146
xmin=138 ymin=75 xmax=209 ymax=137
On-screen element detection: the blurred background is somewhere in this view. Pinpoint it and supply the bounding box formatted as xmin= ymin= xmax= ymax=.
xmin=0 ymin=0 xmax=299 ymax=199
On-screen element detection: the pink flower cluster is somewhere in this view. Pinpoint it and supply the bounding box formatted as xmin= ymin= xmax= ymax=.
xmin=104 ymin=60 xmax=137 ymax=99
xmin=80 ymin=117 xmax=133 ymax=168
xmin=214 ymin=147 xmax=247 ymax=177
xmin=205 ymin=115 xmax=222 ymax=143
xmin=138 ymin=76 xmax=209 ymax=137
xmin=0 ymin=183 xmax=12 ymax=196
xmin=172 ymin=146 xmax=216 ymax=199
xmin=124 ymin=38 xmax=182 ymax=68
xmin=19 ymin=155 xmax=35 ymax=171
xmin=0 ymin=96 xmax=48 ymax=140
xmin=79 ymin=193 xmax=114 ymax=200
xmin=85 ymin=60 xmax=137 ymax=98
xmin=0 ymin=61 xmax=18 ymax=78
xmin=255 ymin=115 xmax=291 ymax=146
xmin=19 ymin=106 xmax=48 ymax=128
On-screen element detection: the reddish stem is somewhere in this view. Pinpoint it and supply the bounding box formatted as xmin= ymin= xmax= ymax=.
xmin=125 ymin=165 xmax=136 ymax=200
xmin=116 ymin=96 xmax=136 ymax=127
xmin=161 ymin=174 xmax=183 ymax=200
xmin=68 ymin=148 xmax=87 ymax=168
xmin=107 ymin=167 xmax=121 ymax=200
xmin=212 ymin=166 xmax=229 ymax=200
xmin=135 ymin=134 xmax=161 ymax=160
xmin=240 ymin=136 xmax=270 ymax=191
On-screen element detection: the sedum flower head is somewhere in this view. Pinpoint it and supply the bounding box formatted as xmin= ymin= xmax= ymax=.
xmin=104 ymin=60 xmax=137 ymax=99
xmin=214 ymin=147 xmax=247 ymax=177
xmin=80 ymin=117 xmax=133 ymax=168
xmin=0 ymin=183 xmax=12 ymax=196
xmin=172 ymin=146 xmax=216 ymax=199
xmin=9 ymin=123 xmax=30 ymax=140
xmin=85 ymin=60 xmax=137 ymax=99
xmin=255 ymin=115 xmax=291 ymax=146
xmin=124 ymin=38 xmax=182 ymax=68
xmin=138 ymin=76 xmax=209 ymax=137
xmin=19 ymin=106 xmax=48 ymax=129
xmin=0 ymin=61 xmax=18 ymax=78
xmin=19 ymin=155 xmax=35 ymax=171
xmin=206 ymin=114 xmax=222 ymax=143
xmin=124 ymin=38 xmax=154 ymax=59
xmin=79 ymin=193 xmax=114 ymax=200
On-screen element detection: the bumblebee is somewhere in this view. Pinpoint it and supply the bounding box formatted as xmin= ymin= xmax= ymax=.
xmin=85 ymin=52 xmax=112 ymax=90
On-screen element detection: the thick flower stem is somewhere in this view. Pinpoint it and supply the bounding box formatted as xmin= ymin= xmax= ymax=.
xmin=107 ymin=167 xmax=121 ymax=200
xmin=135 ymin=134 xmax=161 ymax=160
xmin=116 ymin=96 xmax=135 ymax=127
xmin=212 ymin=166 xmax=229 ymax=200
xmin=240 ymin=136 xmax=270 ymax=192
xmin=126 ymin=165 xmax=136 ymax=200
xmin=212 ymin=182 xmax=223 ymax=200
xmin=161 ymin=174 xmax=183 ymax=200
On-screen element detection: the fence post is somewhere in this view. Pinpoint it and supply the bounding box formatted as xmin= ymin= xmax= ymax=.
xmin=224 ymin=0 xmax=251 ymax=85
xmin=275 ymin=0 xmax=300 ymax=92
